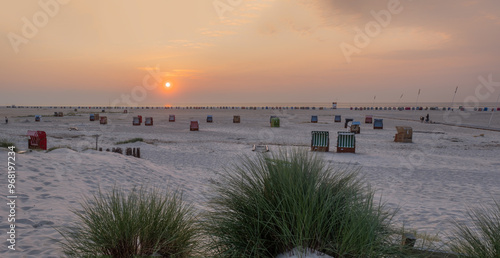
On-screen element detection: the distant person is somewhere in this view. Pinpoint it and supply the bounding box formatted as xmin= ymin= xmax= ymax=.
xmin=5 ymin=116 xmax=7 ymax=124
xmin=425 ymin=114 xmax=429 ymax=123
xmin=420 ymin=116 xmax=424 ymax=123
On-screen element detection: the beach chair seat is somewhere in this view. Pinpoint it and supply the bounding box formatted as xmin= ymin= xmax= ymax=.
xmin=345 ymin=118 xmax=353 ymax=128
xmin=373 ymin=119 xmax=383 ymax=129
xmin=337 ymin=132 xmax=355 ymax=153
xmin=27 ymin=130 xmax=47 ymax=150
xmin=271 ymin=117 xmax=280 ymax=127
xmin=394 ymin=126 xmax=412 ymax=143
xmin=311 ymin=131 xmax=329 ymax=152
xmin=350 ymin=121 xmax=361 ymax=134
xmin=133 ymin=116 xmax=141 ymax=125
xmin=190 ymin=120 xmax=199 ymax=131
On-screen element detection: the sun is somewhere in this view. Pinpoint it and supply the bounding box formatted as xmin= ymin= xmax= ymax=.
xmin=165 ymin=82 xmax=171 ymax=88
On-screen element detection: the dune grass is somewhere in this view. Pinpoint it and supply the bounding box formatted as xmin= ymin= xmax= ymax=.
xmin=116 ymin=138 xmax=144 ymax=145
xmin=0 ymin=138 xmax=17 ymax=151
xmin=58 ymin=185 xmax=200 ymax=257
xmin=204 ymin=149 xmax=401 ymax=257
xmin=449 ymin=199 xmax=500 ymax=257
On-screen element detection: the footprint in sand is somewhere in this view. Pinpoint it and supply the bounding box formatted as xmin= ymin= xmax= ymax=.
xmin=32 ymin=220 xmax=55 ymax=228
xmin=34 ymin=186 xmax=44 ymax=191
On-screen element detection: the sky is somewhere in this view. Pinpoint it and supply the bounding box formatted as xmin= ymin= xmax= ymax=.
xmin=1 ymin=0 xmax=500 ymax=106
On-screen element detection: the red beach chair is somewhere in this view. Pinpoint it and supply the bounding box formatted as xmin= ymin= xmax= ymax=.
xmin=27 ymin=130 xmax=47 ymax=150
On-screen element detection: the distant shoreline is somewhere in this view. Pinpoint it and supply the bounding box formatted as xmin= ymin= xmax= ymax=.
xmin=2 ymin=102 xmax=499 ymax=110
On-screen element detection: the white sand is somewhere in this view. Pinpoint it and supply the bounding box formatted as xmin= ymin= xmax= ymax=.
xmin=0 ymin=107 xmax=499 ymax=257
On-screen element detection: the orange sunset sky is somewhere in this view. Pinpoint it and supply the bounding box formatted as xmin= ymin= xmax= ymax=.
xmin=1 ymin=0 xmax=499 ymax=106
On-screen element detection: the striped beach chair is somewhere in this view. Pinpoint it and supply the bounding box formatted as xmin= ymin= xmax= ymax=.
xmin=311 ymin=131 xmax=329 ymax=152
xmin=271 ymin=117 xmax=280 ymax=127
xmin=337 ymin=132 xmax=355 ymax=153
xmin=373 ymin=119 xmax=383 ymax=129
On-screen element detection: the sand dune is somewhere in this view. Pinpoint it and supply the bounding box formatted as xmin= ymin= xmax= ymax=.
xmin=0 ymin=107 xmax=499 ymax=256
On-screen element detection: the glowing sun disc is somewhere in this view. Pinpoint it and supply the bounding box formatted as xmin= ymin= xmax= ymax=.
xmin=165 ymin=82 xmax=171 ymax=88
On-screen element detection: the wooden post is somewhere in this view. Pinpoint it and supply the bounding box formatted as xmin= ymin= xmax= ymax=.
xmin=137 ymin=148 xmax=140 ymax=158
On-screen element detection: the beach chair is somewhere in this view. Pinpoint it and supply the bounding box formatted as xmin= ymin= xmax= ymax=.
xmin=94 ymin=113 xmax=100 ymax=120
xmin=190 ymin=120 xmax=199 ymax=131
xmin=350 ymin=121 xmax=361 ymax=134
xmin=35 ymin=115 xmax=41 ymax=122
xmin=169 ymin=115 xmax=175 ymax=122
xmin=133 ymin=116 xmax=141 ymax=126
xmin=271 ymin=117 xmax=280 ymax=127
xmin=54 ymin=112 xmax=58 ymax=117
xmin=207 ymin=115 xmax=213 ymax=123
xmin=394 ymin=126 xmax=412 ymax=143
xmin=337 ymin=132 xmax=355 ymax=153
xmin=233 ymin=115 xmax=240 ymax=123
xmin=344 ymin=118 xmax=353 ymax=128
xmin=334 ymin=115 xmax=341 ymax=123
xmin=58 ymin=112 xmax=63 ymax=117
xmin=270 ymin=116 xmax=277 ymax=125
xmin=365 ymin=115 xmax=373 ymax=124
xmin=100 ymin=116 xmax=108 ymax=125
xmin=124 ymin=109 xmax=128 ymax=113
xmin=145 ymin=117 xmax=153 ymax=126
xmin=311 ymin=131 xmax=329 ymax=152
xmin=27 ymin=130 xmax=47 ymax=150
xmin=311 ymin=115 xmax=318 ymax=123
xmin=373 ymin=119 xmax=383 ymax=129
xmin=89 ymin=114 xmax=95 ymax=121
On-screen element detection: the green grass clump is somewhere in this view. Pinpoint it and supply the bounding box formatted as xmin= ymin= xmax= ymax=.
xmin=449 ymin=199 xmax=500 ymax=257
xmin=58 ymin=186 xmax=199 ymax=257
xmin=116 ymin=138 xmax=144 ymax=144
xmin=204 ymin=149 xmax=399 ymax=257
xmin=0 ymin=139 xmax=16 ymax=150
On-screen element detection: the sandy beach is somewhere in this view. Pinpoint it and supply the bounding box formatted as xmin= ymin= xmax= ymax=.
xmin=0 ymin=106 xmax=499 ymax=257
